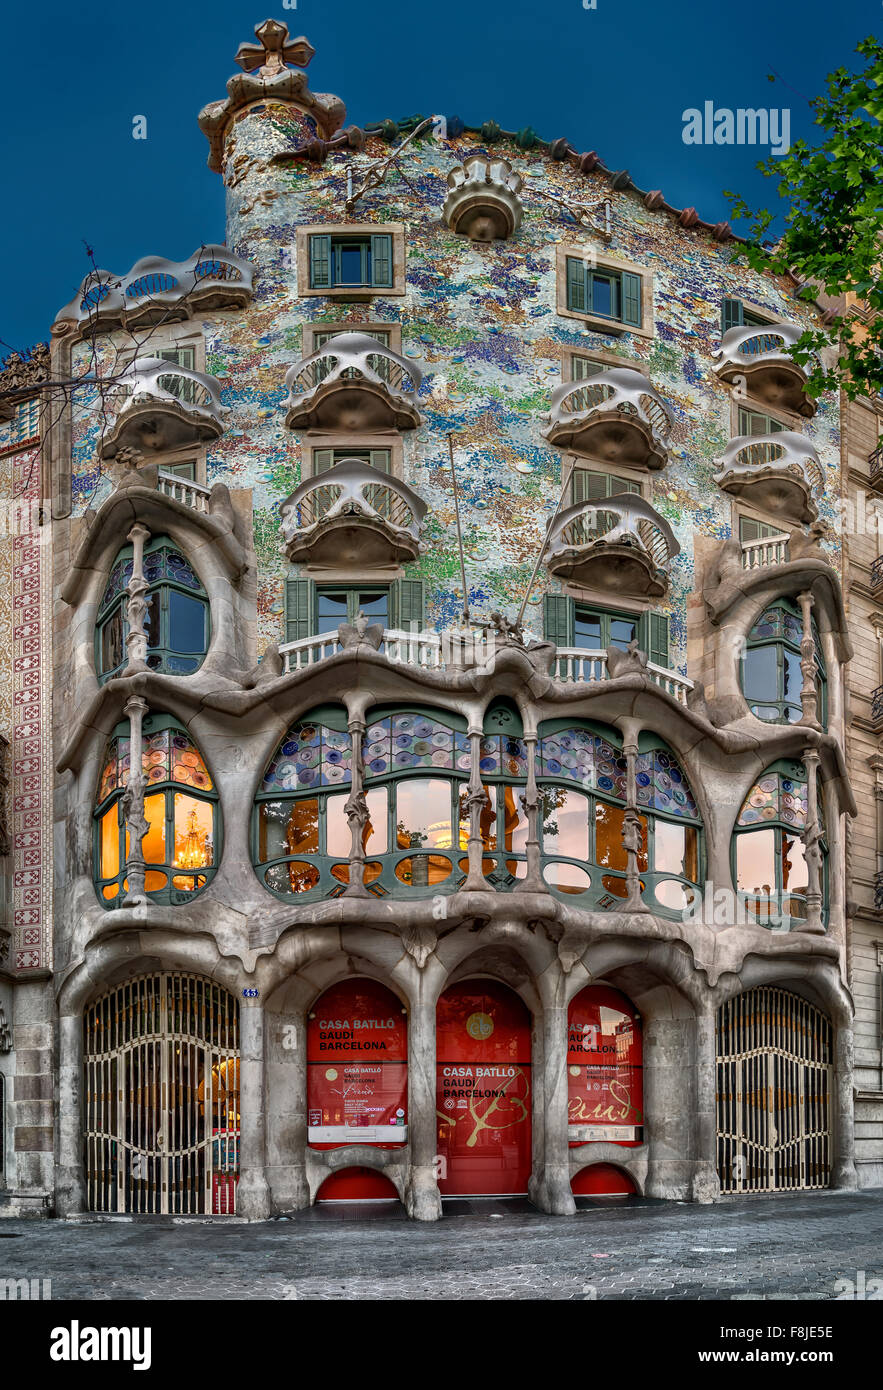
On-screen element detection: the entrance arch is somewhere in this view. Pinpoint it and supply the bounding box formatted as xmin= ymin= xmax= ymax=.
xmin=436 ymin=978 xmax=532 ymax=1196
xmin=716 ymin=985 xmax=832 ymax=1193
xmin=82 ymin=972 xmax=240 ymax=1215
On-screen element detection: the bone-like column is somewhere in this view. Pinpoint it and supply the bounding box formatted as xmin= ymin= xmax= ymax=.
xmin=124 ymin=523 xmax=151 ymax=674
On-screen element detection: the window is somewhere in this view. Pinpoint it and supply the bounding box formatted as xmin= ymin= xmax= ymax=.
xmin=734 ymin=760 xmax=826 ymax=929
xmin=722 ymin=298 xmax=774 ymax=332
xmin=309 ymin=234 xmax=394 ymax=290
xmin=284 ymin=577 xmax=424 ymax=643
xmin=96 ymin=537 xmax=210 ymax=682
xmin=10 ymin=397 xmax=40 ymax=445
xmin=252 ymin=708 xmax=702 ymax=916
xmin=566 ymin=259 xmax=642 ymax=327
xmin=571 ymin=467 xmax=641 ymax=505
xmin=158 ymin=459 xmax=197 ymax=480
xmin=738 ymin=407 xmax=787 ymax=436
xmin=94 ymin=714 xmax=219 ymax=906
xmin=571 ymin=356 xmax=606 ymax=381
xmin=739 ymin=516 xmax=786 ymax=543
xmin=543 ymin=595 xmax=669 ymax=668
xmin=313 ymin=447 xmax=391 ymax=476
xmin=741 ymin=598 xmax=827 ymax=727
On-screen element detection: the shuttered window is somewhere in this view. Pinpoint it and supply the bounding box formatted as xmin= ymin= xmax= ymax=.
xmin=543 ymin=595 xmax=669 ymax=667
xmin=308 ymin=234 xmax=395 ymax=289
xmin=566 ymin=258 xmax=643 ymax=327
xmin=738 ymin=407 xmax=787 ymax=435
xmin=722 ymin=298 xmax=773 ymax=332
xmin=572 ymin=468 xmax=641 ymax=504
xmin=313 ymin=447 xmax=391 ymax=475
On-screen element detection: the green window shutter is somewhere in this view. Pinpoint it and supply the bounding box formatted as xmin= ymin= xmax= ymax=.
xmin=309 ymin=234 xmax=331 ymax=289
xmin=721 ymin=298 xmax=744 ymax=333
xmin=313 ymin=449 xmax=334 ymax=475
xmin=284 ymin=577 xmax=315 ymax=643
xmin=572 ymin=355 xmax=602 ymax=380
xmin=566 ymin=257 xmax=586 ymax=312
xmin=620 ymin=272 xmax=642 ymax=327
xmin=390 ymin=578 xmax=424 ymax=631
xmin=369 ymin=449 xmax=391 ymax=472
xmin=572 ymin=468 xmax=608 ymax=504
xmin=370 ymin=234 xmax=394 ymax=288
xmin=647 ymin=613 xmax=669 ymax=668
xmin=543 ymin=593 xmax=575 ymax=647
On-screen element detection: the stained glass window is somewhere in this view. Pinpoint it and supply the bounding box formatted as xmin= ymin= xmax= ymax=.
xmin=734 ymin=761 xmax=825 ymax=929
xmin=635 ymin=748 xmax=700 ymax=819
xmin=261 ymin=722 xmax=352 ymax=793
xmin=742 ymin=599 xmax=827 ymax=728
xmin=364 ymin=714 xmax=471 ymax=779
xmin=96 ymin=536 xmax=209 ymax=683
xmin=94 ymin=715 xmax=218 ymax=908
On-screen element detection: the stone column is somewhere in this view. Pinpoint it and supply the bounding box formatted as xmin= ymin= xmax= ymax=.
xmin=124 ymin=522 xmax=151 ymax=674
xmin=461 ymin=727 xmax=493 ymax=892
xmin=795 ymin=748 xmax=825 ymax=935
xmin=690 ymin=1003 xmax=721 ymax=1203
xmin=343 ymin=715 xmax=369 ymax=897
xmin=121 ymin=694 xmax=149 ymax=907
xmin=237 ymin=999 xmax=272 ymax=1220
xmin=56 ymin=1009 xmax=86 ymax=1216
xmin=527 ymin=976 xmax=575 ymax=1215
xmin=516 ymin=732 xmax=544 ymax=893
xmin=622 ymin=733 xmax=649 ymax=913
xmin=797 ymin=590 xmax=820 ymax=728
xmin=403 ymin=987 xmax=442 ymax=1221
xmin=831 ymin=1020 xmax=858 ymax=1190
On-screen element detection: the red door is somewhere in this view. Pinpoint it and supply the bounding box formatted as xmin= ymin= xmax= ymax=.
xmin=308 ymin=979 xmax=408 ymax=1172
xmin=568 ymin=985 xmax=643 ymax=1147
xmin=436 ymin=979 xmax=532 ymax=1196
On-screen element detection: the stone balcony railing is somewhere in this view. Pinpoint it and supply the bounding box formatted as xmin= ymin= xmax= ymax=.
xmin=156 ymin=471 xmax=213 ymax=514
xmin=714 ymin=322 xmax=816 ymax=418
xmin=280 ymin=458 xmax=427 ymax=566
xmin=52 ymin=246 xmax=253 ymax=334
xmin=714 ymin=431 xmax=822 ymax=526
xmin=740 ymin=534 xmax=790 ymax=570
xmin=545 ymin=493 xmax=679 ymax=598
xmin=543 ymin=368 xmax=673 ymax=469
xmin=100 ymin=357 xmax=228 ymax=459
xmin=278 ymin=627 xmax=694 ymax=704
xmin=284 ymin=332 xmax=424 ymax=432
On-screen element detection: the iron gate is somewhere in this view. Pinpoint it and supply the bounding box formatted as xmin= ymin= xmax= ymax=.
xmin=83 ymin=972 xmax=240 ymax=1214
xmin=716 ymin=986 xmax=832 ymax=1194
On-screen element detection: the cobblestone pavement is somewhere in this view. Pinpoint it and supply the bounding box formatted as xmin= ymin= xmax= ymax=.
xmin=1 ymin=1189 xmax=882 ymax=1300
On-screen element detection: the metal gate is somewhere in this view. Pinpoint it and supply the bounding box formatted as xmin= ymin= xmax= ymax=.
xmin=83 ymin=972 xmax=240 ymax=1215
xmin=716 ymin=986 xmax=832 ymax=1194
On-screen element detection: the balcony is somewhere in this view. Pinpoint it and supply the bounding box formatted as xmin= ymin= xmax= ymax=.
xmin=740 ymin=534 xmax=790 ymax=571
xmin=871 ymin=683 xmax=883 ymax=732
xmin=53 ymin=246 xmax=253 ymax=334
xmin=284 ymin=332 xmax=423 ymax=432
xmin=871 ymin=555 xmax=883 ymax=594
xmin=278 ymin=628 xmax=693 ymax=704
xmin=545 ymin=494 xmax=679 ymax=598
xmin=714 ymin=323 xmax=816 ymax=418
xmin=280 ymin=458 xmax=426 ymax=566
xmin=442 ymin=155 xmax=524 ymax=241
xmin=156 ymin=471 xmax=213 ymax=515
xmin=714 ymin=432 xmax=822 ymax=526
xmin=101 ymin=357 xmax=228 ymax=459
xmin=870 ymin=444 xmax=883 ymax=490
xmin=544 ymin=368 xmax=672 ymax=469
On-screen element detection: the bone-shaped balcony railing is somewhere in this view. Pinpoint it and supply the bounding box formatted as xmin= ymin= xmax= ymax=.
xmin=280 ymin=458 xmax=427 ymax=559
xmin=284 ymin=332 xmax=424 ymax=431
xmin=544 ymin=367 xmax=673 ymax=466
xmin=53 ymin=246 xmax=253 ymax=332
xmin=714 ymin=431 xmax=823 ymax=525
xmin=101 ymin=356 xmax=228 ymax=456
xmin=547 ymin=493 xmax=680 ymax=577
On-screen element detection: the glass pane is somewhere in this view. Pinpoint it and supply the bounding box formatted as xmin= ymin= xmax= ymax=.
xmin=144 ymin=590 xmax=161 ymax=648
xmin=338 ymin=242 xmax=366 ymax=285
xmin=736 ymin=829 xmax=776 ymax=896
xmin=162 ymin=461 xmax=197 ymax=479
xmin=99 ymin=806 xmax=119 ymax=879
xmin=317 ymin=591 xmax=350 ymax=625
xmin=396 ymin=778 xmax=452 ymax=851
xmin=502 ymin=784 xmax=527 ymax=852
xmin=357 ymin=590 xmax=389 ymax=624
xmin=395 ymin=855 xmax=453 ymax=887
xmin=574 ymin=611 xmax=602 ymax=649
xmin=541 ymin=787 xmax=589 ymax=859
xmin=591 ymin=274 xmax=615 ymax=318
xmin=259 ymin=798 xmax=318 ymax=861
xmin=168 ymin=590 xmax=206 ymax=654
xmin=743 ymin=644 xmax=778 ymax=703
xmin=781 ymin=833 xmax=808 ymax=894
xmin=543 ymin=862 xmax=591 ymax=894
xmin=609 ymin=617 xmax=637 ymax=651
xmin=595 ymin=802 xmax=648 ymax=873
xmin=100 ymin=610 xmax=124 ymax=674
xmin=653 ymin=819 xmax=686 ymax=875
xmin=265 ymin=862 xmax=320 ymax=895
xmin=173 ymin=794 xmax=214 ymax=871
xmin=782 ymin=650 xmax=802 ymax=719
xmin=142 ymin=793 xmax=167 ymax=865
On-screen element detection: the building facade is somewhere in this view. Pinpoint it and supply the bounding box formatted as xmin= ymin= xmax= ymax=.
xmin=1 ymin=20 xmax=880 ymax=1219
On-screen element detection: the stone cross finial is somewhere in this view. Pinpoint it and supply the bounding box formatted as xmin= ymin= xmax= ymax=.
xmin=235 ymin=21 xmax=316 ymax=78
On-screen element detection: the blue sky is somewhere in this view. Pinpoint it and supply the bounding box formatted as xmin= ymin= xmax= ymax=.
xmin=0 ymin=0 xmax=875 ymax=352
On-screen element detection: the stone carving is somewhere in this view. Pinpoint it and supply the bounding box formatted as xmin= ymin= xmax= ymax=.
xmin=714 ymin=431 xmax=822 ymax=526
xmin=53 ymin=249 xmax=253 ymax=334
xmin=443 ymin=156 xmax=524 ymax=241
xmin=607 ymin=639 xmax=648 ymax=678
xmin=0 ymin=1003 xmax=11 ymax=1051
xmin=544 ymin=367 xmax=672 ymax=468
xmin=338 ymin=611 xmax=385 ymax=651
xmin=546 ymin=492 xmax=679 ymax=598
xmin=403 ymin=924 xmax=438 ymax=969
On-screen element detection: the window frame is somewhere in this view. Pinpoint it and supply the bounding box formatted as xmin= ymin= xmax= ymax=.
xmin=741 ymin=597 xmax=827 ymax=728
xmin=95 ymin=536 xmax=211 ymax=683
xmin=296 ymin=224 xmax=407 ymax=299
xmin=557 ymin=245 xmax=654 ymax=339
xmin=732 ymin=759 xmax=828 ymax=930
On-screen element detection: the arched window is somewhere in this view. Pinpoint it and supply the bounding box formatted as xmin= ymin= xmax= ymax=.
xmin=733 ymin=759 xmax=827 ymax=929
xmin=741 ymin=599 xmax=827 ymax=727
xmin=96 ymin=536 xmax=210 ymax=683
xmin=252 ymin=706 xmax=702 ymax=914
xmin=94 ymin=713 xmax=219 ymax=906
xmin=531 ymin=725 xmax=702 ymax=914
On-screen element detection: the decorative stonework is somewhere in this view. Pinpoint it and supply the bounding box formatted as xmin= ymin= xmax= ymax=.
xmin=443 ymin=156 xmax=524 ymax=241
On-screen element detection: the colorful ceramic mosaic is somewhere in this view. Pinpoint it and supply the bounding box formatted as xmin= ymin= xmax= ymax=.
xmin=539 ymin=730 xmax=627 ymax=799
xmin=364 ymin=713 xmax=471 ymax=779
xmin=737 ymin=772 xmax=808 ymax=829
xmin=635 ymin=749 xmax=700 ymax=820
xmin=262 ymin=721 xmax=352 ymax=791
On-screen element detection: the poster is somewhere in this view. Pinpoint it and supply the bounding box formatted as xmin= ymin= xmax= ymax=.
xmin=307 ymin=979 xmax=408 ymax=1146
xmin=436 ymin=980 xmax=532 ymax=1195
xmin=568 ymin=985 xmax=643 ymax=1145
